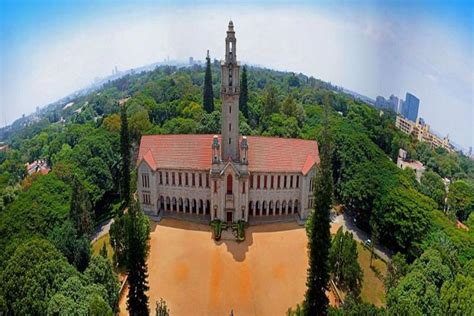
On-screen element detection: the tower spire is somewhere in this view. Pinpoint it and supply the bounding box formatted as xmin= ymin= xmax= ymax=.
xmin=220 ymin=21 xmax=240 ymax=161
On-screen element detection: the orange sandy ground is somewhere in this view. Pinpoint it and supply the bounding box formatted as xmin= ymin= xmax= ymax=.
xmin=119 ymin=219 xmax=337 ymax=316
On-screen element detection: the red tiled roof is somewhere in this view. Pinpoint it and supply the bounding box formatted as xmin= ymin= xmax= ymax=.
xmin=138 ymin=134 xmax=319 ymax=175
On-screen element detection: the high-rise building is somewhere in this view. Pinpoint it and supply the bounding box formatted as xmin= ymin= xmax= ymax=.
xmin=375 ymin=96 xmax=387 ymax=109
xmin=388 ymin=95 xmax=399 ymax=112
xmin=402 ymin=92 xmax=419 ymax=122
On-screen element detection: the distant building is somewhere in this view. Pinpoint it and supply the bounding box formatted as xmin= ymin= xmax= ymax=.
xmin=375 ymin=94 xmax=399 ymax=113
xmin=26 ymin=160 xmax=50 ymax=175
xmin=388 ymin=95 xmax=399 ymax=112
xmin=398 ymin=99 xmax=404 ymax=114
xmin=0 ymin=144 xmax=8 ymax=152
xmin=395 ymin=115 xmax=454 ymax=152
xmin=402 ymin=92 xmax=419 ymax=122
xmin=375 ymin=96 xmax=387 ymax=109
xmin=397 ymin=149 xmax=425 ymax=182
xmin=189 ymin=56 xmax=194 ymax=65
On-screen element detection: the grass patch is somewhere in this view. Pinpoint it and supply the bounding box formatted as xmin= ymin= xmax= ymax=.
xmin=357 ymin=243 xmax=387 ymax=307
xmin=92 ymin=232 xmax=114 ymax=261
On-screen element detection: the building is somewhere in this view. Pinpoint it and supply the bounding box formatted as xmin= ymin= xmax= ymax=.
xmin=401 ymin=92 xmax=419 ymax=122
xmin=397 ymin=149 xmax=425 ymax=182
xmin=395 ymin=115 xmax=454 ymax=152
xmin=136 ymin=21 xmax=319 ymax=223
xmin=25 ymin=160 xmax=50 ymax=175
xmin=388 ymin=94 xmax=399 ymax=112
xmin=0 ymin=143 xmax=8 ymax=152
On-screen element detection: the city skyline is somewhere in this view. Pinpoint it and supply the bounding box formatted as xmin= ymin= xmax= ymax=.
xmin=0 ymin=1 xmax=472 ymax=148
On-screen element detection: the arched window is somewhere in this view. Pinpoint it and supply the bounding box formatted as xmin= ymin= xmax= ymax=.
xmin=282 ymin=200 xmax=287 ymax=214
xmin=166 ymin=197 xmax=171 ymax=211
xmin=269 ymin=201 xmax=274 ymax=215
xmin=249 ymin=201 xmax=254 ymax=216
xmin=227 ymin=174 xmax=233 ymax=194
xmin=294 ymin=200 xmax=299 ymax=213
xmin=206 ymin=200 xmax=211 ymax=215
xmin=178 ymin=198 xmax=183 ymax=212
xmin=160 ymin=196 xmax=165 ymax=211
xmin=192 ymin=199 xmax=197 ymax=213
xmin=185 ymin=199 xmax=190 ymax=213
xmin=288 ymin=200 xmax=293 ymax=214
xmin=276 ymin=201 xmax=280 ymax=215
xmin=262 ymin=201 xmax=267 ymax=216
xmin=172 ymin=197 xmax=177 ymax=212
xmin=256 ymin=201 xmax=260 ymax=216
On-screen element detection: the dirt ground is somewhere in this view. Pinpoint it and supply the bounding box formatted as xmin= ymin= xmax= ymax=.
xmin=119 ymin=218 xmax=336 ymax=315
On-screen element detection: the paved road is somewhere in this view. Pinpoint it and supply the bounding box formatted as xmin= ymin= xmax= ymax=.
xmin=331 ymin=211 xmax=392 ymax=262
xmin=91 ymin=218 xmax=114 ymax=243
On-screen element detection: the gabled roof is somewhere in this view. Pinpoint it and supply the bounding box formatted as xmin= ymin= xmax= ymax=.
xmin=137 ymin=134 xmax=319 ymax=174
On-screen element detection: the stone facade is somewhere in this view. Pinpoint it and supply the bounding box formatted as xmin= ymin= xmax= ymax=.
xmin=137 ymin=21 xmax=319 ymax=224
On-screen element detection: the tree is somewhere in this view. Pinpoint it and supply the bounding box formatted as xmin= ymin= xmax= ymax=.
xmin=120 ymin=104 xmax=131 ymax=206
xmin=70 ymin=175 xmax=93 ymax=237
xmin=447 ymin=180 xmax=474 ymax=221
xmin=127 ymin=201 xmax=151 ymax=315
xmin=373 ymin=186 xmax=435 ymax=258
xmin=1 ymin=239 xmax=78 ymax=315
xmin=384 ymin=253 xmax=408 ymax=293
xmin=85 ymin=255 xmax=121 ymax=311
xmin=49 ymin=220 xmax=91 ymax=272
xmin=440 ymin=271 xmax=474 ymax=314
xmin=263 ymin=85 xmax=280 ymax=119
xmin=304 ymin=96 xmax=333 ymax=315
xmin=239 ymin=65 xmax=249 ymax=118
xmin=203 ymin=51 xmax=214 ymax=113
xmin=329 ymin=227 xmax=363 ymax=298
xmin=155 ymin=298 xmax=170 ymax=316
xmin=420 ymin=170 xmax=446 ymax=209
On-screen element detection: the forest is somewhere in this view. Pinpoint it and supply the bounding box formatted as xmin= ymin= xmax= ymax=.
xmin=0 ymin=61 xmax=473 ymax=314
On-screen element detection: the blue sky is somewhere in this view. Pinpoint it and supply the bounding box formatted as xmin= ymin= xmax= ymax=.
xmin=0 ymin=0 xmax=473 ymax=148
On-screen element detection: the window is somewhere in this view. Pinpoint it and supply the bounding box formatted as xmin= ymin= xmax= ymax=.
xmin=264 ymin=175 xmax=267 ymax=189
xmin=229 ymin=106 xmax=231 ymax=113
xmin=250 ymin=175 xmax=253 ymax=188
xmin=296 ymin=176 xmax=299 ymax=188
xmin=178 ymin=173 xmax=182 ymax=186
xmin=185 ymin=173 xmax=189 ymax=186
xmin=284 ymin=176 xmax=287 ymax=188
xmin=257 ymin=175 xmax=260 ymax=189
xmin=143 ymin=193 xmax=151 ymax=205
xmin=199 ymin=174 xmax=202 ymax=187
xmin=142 ymin=173 xmax=149 ymax=188
xmin=192 ymin=173 xmax=195 ymax=186
xmin=159 ymin=172 xmax=163 ymax=185
xmin=227 ymin=174 xmax=233 ymax=194
xmin=165 ymin=172 xmax=169 ymax=185
xmin=277 ymin=175 xmax=281 ymax=189
xmin=229 ymin=123 xmax=231 ymax=132
xmin=172 ymin=172 xmax=175 ymax=186
xmin=290 ymin=175 xmax=293 ymax=188
xmin=214 ymin=181 xmax=217 ymax=193
xmin=206 ymin=174 xmax=210 ymax=188
xmin=270 ymin=175 xmax=274 ymax=189
xmin=229 ymin=138 xmax=231 ymax=144
xmin=242 ymin=181 xmax=246 ymax=194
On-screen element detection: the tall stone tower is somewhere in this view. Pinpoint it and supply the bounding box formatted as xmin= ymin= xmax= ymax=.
xmin=221 ymin=20 xmax=240 ymax=161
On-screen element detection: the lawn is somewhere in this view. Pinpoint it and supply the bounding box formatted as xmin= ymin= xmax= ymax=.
xmin=357 ymin=243 xmax=387 ymax=307
xmin=92 ymin=232 xmax=114 ymax=261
